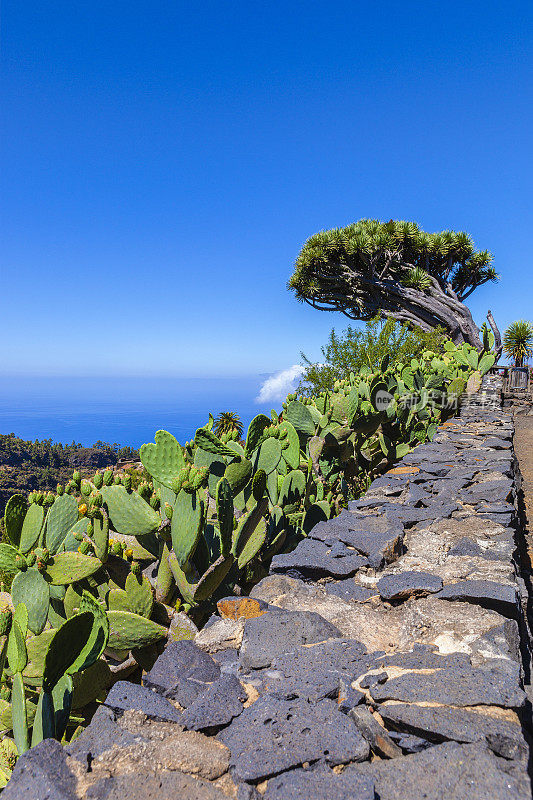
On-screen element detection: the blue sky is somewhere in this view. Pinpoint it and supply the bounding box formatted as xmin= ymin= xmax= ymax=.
xmin=2 ymin=0 xmax=533 ymax=379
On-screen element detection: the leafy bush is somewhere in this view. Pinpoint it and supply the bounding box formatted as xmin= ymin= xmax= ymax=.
xmin=299 ymin=317 xmax=445 ymax=396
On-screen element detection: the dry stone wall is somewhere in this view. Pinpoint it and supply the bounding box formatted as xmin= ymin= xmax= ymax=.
xmin=5 ymin=376 xmax=533 ymax=800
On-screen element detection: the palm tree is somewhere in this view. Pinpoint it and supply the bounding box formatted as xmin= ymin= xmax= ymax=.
xmin=503 ymin=321 xmax=533 ymax=367
xmin=213 ymin=411 xmax=243 ymax=439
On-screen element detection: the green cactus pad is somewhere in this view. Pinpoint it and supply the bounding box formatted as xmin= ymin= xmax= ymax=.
xmin=0 ymin=543 xmax=24 ymax=574
xmin=171 ymin=488 xmax=205 ymax=567
xmin=125 ymin=572 xmax=153 ymax=618
xmin=71 ymin=658 xmax=112 ymax=709
xmin=69 ymin=591 xmax=109 ymax=673
xmin=106 ymin=610 xmax=167 ymax=650
xmin=478 ymin=352 xmax=496 ymax=376
xmin=242 ymin=415 xmax=268 ymax=458
xmin=194 ymin=448 xmax=226 ymax=496
xmin=4 ymin=495 xmax=27 ymax=549
xmin=278 ymin=470 xmax=306 ymax=507
xmin=41 ymin=612 xmax=95 ymax=692
xmin=11 ymin=569 xmax=50 ymax=636
xmin=224 ymin=457 xmax=252 ymax=497
xmin=232 ymin=497 xmax=268 ymax=563
xmin=19 ymin=504 xmax=45 ymax=554
xmin=139 ymin=430 xmax=185 ymax=489
xmin=7 ymin=618 xmax=27 ymax=675
xmin=108 ymin=588 xmax=131 ymax=612
xmin=279 ymin=420 xmax=300 ymax=470
xmin=194 ymin=428 xmax=239 ymax=458
xmin=216 ymin=478 xmax=234 ymax=557
xmin=101 ymin=485 xmax=160 ymax=536
xmin=11 ymin=672 xmax=29 ymax=755
xmin=254 ymin=438 xmax=282 ymax=475
xmin=90 ymin=511 xmax=109 ymax=562
xmin=284 ymin=401 xmax=315 ymax=437
xmin=236 ymin=516 xmax=267 ymax=569
xmin=45 ymin=552 xmax=102 ymax=585
xmin=308 ymin=436 xmax=325 ymax=462
xmin=45 ymin=494 xmax=79 ymax=556
xmin=194 ymin=554 xmax=235 ymax=603
xmin=155 ymin=543 xmax=174 ymax=603
xmin=168 ymin=554 xmax=197 ymax=606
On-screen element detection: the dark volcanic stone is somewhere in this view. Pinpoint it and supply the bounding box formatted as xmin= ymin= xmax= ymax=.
xmin=447 ymin=537 xmax=507 ymax=561
xmin=310 ymin=512 xmax=404 ymax=567
xmin=461 ymin=479 xmax=514 ymax=504
xmin=261 ymin=638 xmax=370 ymax=702
xmin=2 ymin=739 xmax=78 ymax=800
xmin=347 ymin=741 xmax=531 ymax=800
xmin=143 ymin=640 xmax=220 ymax=706
xmin=263 ymin=765 xmax=375 ymax=800
xmin=323 ymin=580 xmax=376 ymax=602
xmin=217 ymin=696 xmax=369 ymax=781
xmin=181 ymin=674 xmax=247 ymax=730
xmin=387 ymin=502 xmax=458 ymax=525
xmin=359 ymin=671 xmax=388 ymax=688
xmin=379 ymin=703 xmax=526 ymax=751
xmin=67 ymin=705 xmax=143 ymax=762
xmin=239 ymin=608 xmax=341 ymax=670
xmin=348 ymin=705 xmax=403 ymax=758
xmin=388 ymin=730 xmax=431 ymax=754
xmin=103 ymin=681 xmax=182 ymax=723
xmin=436 ymin=580 xmax=520 ymax=618
xmin=85 ymin=770 xmax=229 ymax=799
xmin=270 ymin=537 xmax=368 ymax=579
xmin=369 ymin=661 xmax=525 ymax=708
xmin=377 ymin=571 xmax=443 ymax=601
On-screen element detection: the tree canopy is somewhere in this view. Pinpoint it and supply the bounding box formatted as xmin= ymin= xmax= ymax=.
xmin=288 ymin=219 xmax=499 ymax=350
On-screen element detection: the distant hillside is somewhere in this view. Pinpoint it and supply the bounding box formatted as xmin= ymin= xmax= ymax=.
xmin=0 ymin=433 xmax=138 ymax=513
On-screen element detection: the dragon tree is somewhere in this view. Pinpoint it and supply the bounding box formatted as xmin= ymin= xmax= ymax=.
xmin=288 ymin=219 xmax=501 ymax=353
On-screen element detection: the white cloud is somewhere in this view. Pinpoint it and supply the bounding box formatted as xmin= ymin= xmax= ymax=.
xmin=255 ymin=365 xmax=304 ymax=404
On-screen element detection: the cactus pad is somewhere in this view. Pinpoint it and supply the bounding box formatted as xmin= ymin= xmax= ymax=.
xmin=45 ymin=552 xmax=102 ymax=585
xmin=106 ymin=610 xmax=167 ymax=650
xmin=171 ymin=489 xmax=205 ymax=567
xmin=19 ymin=504 xmax=45 ymax=554
xmin=45 ymin=494 xmax=79 ymax=556
xmin=101 ymin=485 xmax=160 ymax=536
xmin=11 ymin=569 xmax=50 ymax=636
xmin=139 ymin=430 xmax=185 ymax=488
xmin=4 ymin=495 xmax=27 ymax=549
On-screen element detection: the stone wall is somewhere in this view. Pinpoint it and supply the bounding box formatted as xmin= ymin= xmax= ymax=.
xmin=5 ymin=376 xmax=533 ymax=800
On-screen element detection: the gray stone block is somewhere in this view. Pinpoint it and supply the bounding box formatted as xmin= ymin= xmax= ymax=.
xmin=103 ymin=681 xmax=182 ymax=723
xmin=347 ymin=741 xmax=531 ymax=800
xmin=239 ymin=608 xmax=341 ymax=670
xmin=323 ymin=580 xmax=376 ymax=602
xmin=181 ymin=674 xmax=247 ymax=731
xmin=270 ymin=538 xmax=368 ymax=580
xmin=369 ymin=661 xmax=526 ymax=708
xmin=263 ymin=765 xmax=375 ymax=800
xmin=67 ymin=705 xmax=143 ymax=762
xmin=143 ymin=639 xmax=220 ymax=706
xmin=379 ymin=702 xmax=526 ymax=752
xmin=217 ymin=697 xmax=369 ymax=781
xmin=436 ymin=579 xmax=520 ymax=618
xmin=2 ymin=739 xmax=78 ymax=800
xmin=377 ymin=571 xmax=443 ymax=601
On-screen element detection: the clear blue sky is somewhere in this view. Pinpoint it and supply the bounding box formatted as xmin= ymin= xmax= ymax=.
xmin=2 ymin=0 xmax=532 ymax=377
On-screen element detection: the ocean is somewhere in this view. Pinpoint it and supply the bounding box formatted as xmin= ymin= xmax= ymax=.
xmin=0 ymin=374 xmax=279 ymax=449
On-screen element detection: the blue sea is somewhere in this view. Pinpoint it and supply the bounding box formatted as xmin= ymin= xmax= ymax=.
xmin=0 ymin=374 xmax=277 ymax=449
